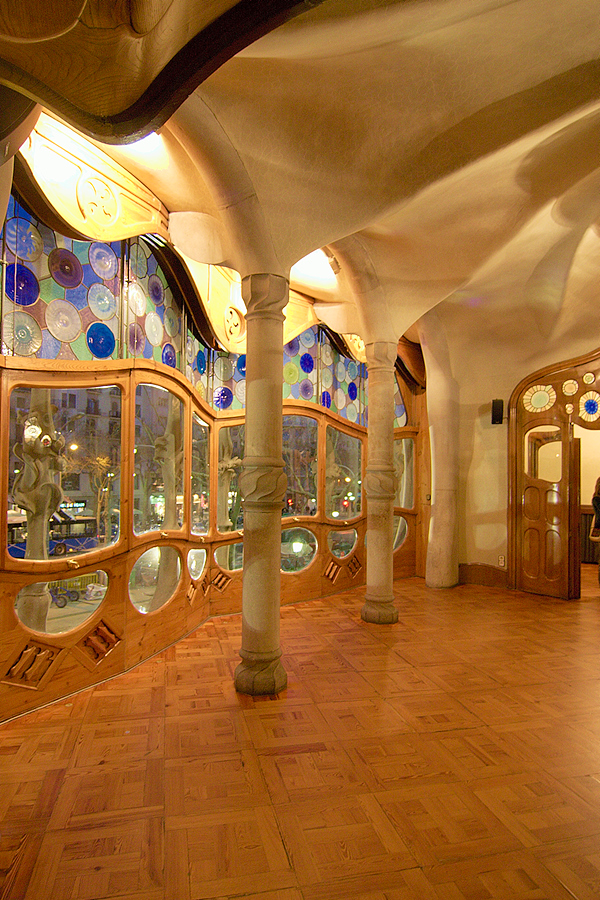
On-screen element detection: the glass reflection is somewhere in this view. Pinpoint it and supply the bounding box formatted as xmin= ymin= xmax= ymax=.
xmin=393 ymin=515 xmax=409 ymax=550
xmin=325 ymin=426 xmax=362 ymax=520
xmin=394 ymin=437 xmax=414 ymax=508
xmin=282 ymin=415 xmax=318 ymax=516
xmin=327 ymin=529 xmax=358 ymax=559
xmin=191 ymin=413 xmax=210 ymax=534
xmin=187 ymin=548 xmax=207 ymax=580
xmin=8 ymin=385 xmax=121 ymax=561
xmin=129 ymin=546 xmax=181 ymax=613
xmin=214 ymin=542 xmax=243 ymax=571
xmin=15 ymin=570 xmax=108 ymax=634
xmin=217 ymin=424 xmax=244 ymax=532
xmin=281 ymin=528 xmax=317 ymax=572
xmin=133 ymin=385 xmax=183 ymax=533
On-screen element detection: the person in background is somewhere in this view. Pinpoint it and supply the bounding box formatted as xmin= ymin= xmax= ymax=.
xmin=591 ymin=477 xmax=600 ymax=540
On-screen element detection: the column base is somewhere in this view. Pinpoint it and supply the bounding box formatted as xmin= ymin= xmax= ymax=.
xmin=361 ymin=597 xmax=399 ymax=624
xmin=234 ymin=651 xmax=288 ymax=695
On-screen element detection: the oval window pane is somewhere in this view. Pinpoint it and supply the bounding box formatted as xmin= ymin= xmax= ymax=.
xmin=15 ymin=570 xmax=108 ymax=634
xmin=393 ymin=515 xmax=409 ymax=551
xmin=214 ymin=543 xmax=243 ymax=571
xmin=129 ymin=546 xmax=181 ymax=613
xmin=281 ymin=527 xmax=317 ymax=572
xmin=327 ymin=529 xmax=358 ymax=559
xmin=187 ymin=548 xmax=207 ymax=580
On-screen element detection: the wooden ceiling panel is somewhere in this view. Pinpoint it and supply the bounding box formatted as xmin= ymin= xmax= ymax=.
xmin=0 ymin=0 xmax=321 ymax=142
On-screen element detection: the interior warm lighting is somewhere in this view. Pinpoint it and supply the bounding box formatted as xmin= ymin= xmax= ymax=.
xmin=69 ymin=443 xmax=78 ymax=451
xmin=290 ymin=249 xmax=338 ymax=293
xmin=118 ymin=131 xmax=170 ymax=171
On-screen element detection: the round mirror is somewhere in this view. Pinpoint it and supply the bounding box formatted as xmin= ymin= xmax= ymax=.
xmin=15 ymin=570 xmax=108 ymax=634
xmin=187 ymin=548 xmax=207 ymax=580
xmin=281 ymin=527 xmax=317 ymax=572
xmin=129 ymin=546 xmax=181 ymax=614
xmin=327 ymin=529 xmax=358 ymax=559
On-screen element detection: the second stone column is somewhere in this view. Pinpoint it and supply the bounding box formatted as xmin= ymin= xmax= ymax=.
xmin=234 ymin=273 xmax=289 ymax=695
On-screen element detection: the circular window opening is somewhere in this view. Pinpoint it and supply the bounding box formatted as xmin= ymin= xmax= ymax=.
xmin=281 ymin=527 xmax=317 ymax=572
xmin=327 ymin=529 xmax=358 ymax=559
xmin=187 ymin=548 xmax=207 ymax=581
xmin=15 ymin=570 xmax=108 ymax=634
xmin=129 ymin=546 xmax=181 ymax=614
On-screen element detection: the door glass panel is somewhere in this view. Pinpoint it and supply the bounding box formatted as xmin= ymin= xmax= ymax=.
xmin=191 ymin=413 xmax=210 ymax=534
xmin=133 ymin=385 xmax=183 ymax=534
xmin=8 ymin=386 xmax=121 ymax=560
xmin=325 ymin=426 xmax=362 ymax=520
xmin=524 ymin=425 xmax=561 ymax=482
xmin=394 ymin=438 xmax=414 ymax=508
xmin=282 ymin=415 xmax=318 ymax=516
xmin=217 ymin=424 xmax=244 ymax=532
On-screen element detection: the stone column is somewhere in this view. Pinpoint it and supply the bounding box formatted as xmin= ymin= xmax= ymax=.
xmin=234 ymin=273 xmax=288 ymax=694
xmin=362 ymin=341 xmax=399 ymax=624
xmin=418 ymin=311 xmax=459 ymax=588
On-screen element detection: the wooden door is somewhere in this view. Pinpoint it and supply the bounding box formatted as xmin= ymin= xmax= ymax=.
xmin=517 ymin=424 xmax=579 ymax=599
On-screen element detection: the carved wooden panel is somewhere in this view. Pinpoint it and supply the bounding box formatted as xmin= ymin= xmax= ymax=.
xmin=76 ymin=620 xmax=121 ymax=669
xmin=324 ymin=560 xmax=341 ymax=583
xmin=347 ymin=554 xmax=362 ymax=577
xmin=212 ymin=571 xmax=232 ymax=592
xmin=2 ymin=640 xmax=65 ymax=689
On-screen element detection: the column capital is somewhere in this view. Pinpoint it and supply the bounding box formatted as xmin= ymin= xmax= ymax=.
xmin=241 ymin=273 xmax=288 ymax=320
xmin=365 ymin=340 xmax=397 ymax=371
xmin=239 ymin=460 xmax=287 ymax=510
xmin=364 ymin=466 xmax=397 ymax=501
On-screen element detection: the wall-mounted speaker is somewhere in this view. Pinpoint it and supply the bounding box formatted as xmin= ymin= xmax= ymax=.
xmin=491 ymin=398 xmax=504 ymax=424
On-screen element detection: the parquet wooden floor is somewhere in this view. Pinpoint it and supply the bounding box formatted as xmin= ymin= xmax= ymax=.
xmin=5 ymin=567 xmax=600 ymax=898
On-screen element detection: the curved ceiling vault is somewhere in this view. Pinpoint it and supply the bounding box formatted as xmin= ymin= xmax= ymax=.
xmin=1 ymin=0 xmax=600 ymax=376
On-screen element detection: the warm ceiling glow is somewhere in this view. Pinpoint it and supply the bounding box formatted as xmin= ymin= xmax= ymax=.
xmin=118 ymin=131 xmax=170 ymax=171
xmin=290 ymin=249 xmax=338 ymax=292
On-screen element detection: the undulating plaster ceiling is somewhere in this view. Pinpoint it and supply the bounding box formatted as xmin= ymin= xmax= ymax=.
xmin=1 ymin=0 xmax=600 ymax=384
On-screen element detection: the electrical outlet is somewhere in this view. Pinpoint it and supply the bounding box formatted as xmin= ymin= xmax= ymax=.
xmin=498 ymin=555 xmax=505 ymax=567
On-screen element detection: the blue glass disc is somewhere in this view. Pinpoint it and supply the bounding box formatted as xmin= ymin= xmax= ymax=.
xmin=5 ymin=263 xmax=39 ymax=306
xmin=321 ymin=391 xmax=332 ymax=408
xmin=300 ymin=352 xmax=314 ymax=374
xmin=196 ymin=350 xmax=206 ymax=374
xmin=585 ymin=398 xmax=598 ymax=415
xmin=348 ymin=381 xmax=358 ymax=401
xmin=214 ymin=386 xmax=233 ymax=409
xmin=162 ymin=343 xmax=176 ymax=367
xmin=5 ymin=218 xmax=43 ymax=261
xmin=237 ymin=354 xmax=247 ymax=376
xmin=86 ymin=322 xmax=115 ymax=359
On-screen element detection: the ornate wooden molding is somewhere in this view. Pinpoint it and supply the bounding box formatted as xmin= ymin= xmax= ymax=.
xmin=18 ymin=113 xmax=169 ymax=241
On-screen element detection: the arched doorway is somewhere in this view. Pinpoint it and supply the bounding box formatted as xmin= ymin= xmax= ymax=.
xmin=509 ymin=352 xmax=600 ymax=599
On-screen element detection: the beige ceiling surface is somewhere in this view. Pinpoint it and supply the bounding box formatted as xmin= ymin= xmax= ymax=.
xmin=4 ymin=0 xmax=600 ymax=374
